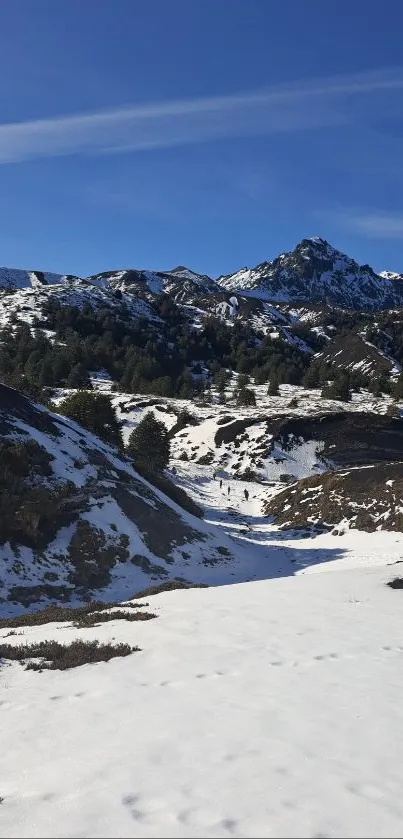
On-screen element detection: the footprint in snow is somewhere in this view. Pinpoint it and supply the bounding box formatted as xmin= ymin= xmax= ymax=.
xmin=122 ymin=794 xmax=145 ymax=822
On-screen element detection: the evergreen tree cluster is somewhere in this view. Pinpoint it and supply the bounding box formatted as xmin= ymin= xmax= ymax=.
xmin=366 ymin=315 xmax=403 ymax=367
xmin=2 ymin=295 xmax=397 ymax=410
xmin=321 ymin=374 xmax=352 ymax=402
xmin=301 ymin=358 xmax=369 ymax=392
xmin=0 ymin=298 xmax=311 ymax=403
xmin=57 ymin=391 xmax=122 ymax=447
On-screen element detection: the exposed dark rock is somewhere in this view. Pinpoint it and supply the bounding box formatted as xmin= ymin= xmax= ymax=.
xmin=266 ymin=412 xmax=403 ymax=468
xmin=264 ymin=461 xmax=403 ymax=532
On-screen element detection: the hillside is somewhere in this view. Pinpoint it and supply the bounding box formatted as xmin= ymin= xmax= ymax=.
xmin=264 ymin=461 xmax=403 ymax=533
xmin=0 ymin=383 xmax=254 ymax=616
xmin=1 ymin=237 xmax=403 ymax=409
xmin=0 ymin=267 xmax=74 ymax=290
xmin=4 ymin=373 xmax=403 ymax=616
xmin=2 ymin=233 xmax=403 ymax=617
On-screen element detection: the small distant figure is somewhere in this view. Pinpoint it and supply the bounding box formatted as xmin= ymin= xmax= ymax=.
xmin=213 ymin=471 xmax=217 ymax=480
xmin=220 ymin=479 xmax=223 ymax=489
xmin=244 ymin=488 xmax=249 ymax=501
xmin=227 ymin=486 xmax=231 ymax=497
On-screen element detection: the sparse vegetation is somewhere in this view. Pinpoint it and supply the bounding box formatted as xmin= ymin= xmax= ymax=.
xmin=134 ymin=580 xmax=209 ymax=598
xmin=386 ymin=401 xmax=401 ymax=418
xmin=169 ymin=409 xmax=198 ymax=437
xmin=0 ymin=438 xmax=79 ymax=549
xmin=0 ymin=601 xmax=155 ymax=630
xmin=265 ymin=461 xmax=403 ymax=532
xmin=0 ymin=639 xmax=137 ymax=670
xmin=74 ymin=609 xmax=155 ymax=627
xmin=66 ymin=521 xmax=130 ymax=589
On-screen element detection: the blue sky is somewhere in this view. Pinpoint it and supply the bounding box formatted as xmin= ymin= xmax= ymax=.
xmin=0 ymin=0 xmax=403 ymax=277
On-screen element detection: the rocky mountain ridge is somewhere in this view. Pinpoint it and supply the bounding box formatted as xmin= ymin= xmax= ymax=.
xmin=1 ymin=236 xmax=402 ymax=311
xmin=217 ymin=237 xmax=403 ymax=310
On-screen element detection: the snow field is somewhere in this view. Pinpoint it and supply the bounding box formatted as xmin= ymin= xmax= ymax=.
xmin=1 ymin=565 xmax=403 ymax=838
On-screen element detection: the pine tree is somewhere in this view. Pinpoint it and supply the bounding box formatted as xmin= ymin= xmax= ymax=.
xmin=254 ymin=367 xmax=269 ymax=385
xmin=65 ymin=363 xmax=92 ymax=389
xmin=267 ymin=376 xmax=279 ymax=396
xmin=236 ymin=387 xmax=256 ymax=407
xmin=393 ymin=374 xmax=403 ymax=400
xmin=57 ymin=391 xmax=122 ymax=447
xmin=302 ymin=363 xmax=320 ymax=388
xmin=127 ymin=412 xmax=170 ymax=473
xmin=321 ymin=375 xmax=351 ymax=402
xmin=237 ymin=373 xmax=250 ymax=390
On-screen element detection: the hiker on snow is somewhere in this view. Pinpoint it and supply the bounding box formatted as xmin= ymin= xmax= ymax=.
xmin=244 ymin=488 xmax=249 ymax=501
xmin=227 ymin=486 xmax=231 ymax=497
xmin=220 ymin=479 xmax=223 ymax=489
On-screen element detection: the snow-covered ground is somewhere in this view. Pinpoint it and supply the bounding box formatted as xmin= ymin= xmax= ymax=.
xmin=1 ymin=554 xmax=403 ymax=839
xmin=83 ymin=379 xmax=402 ymax=483
xmin=3 ymin=423 xmax=403 ymax=839
xmin=3 ymin=381 xmax=403 ymax=837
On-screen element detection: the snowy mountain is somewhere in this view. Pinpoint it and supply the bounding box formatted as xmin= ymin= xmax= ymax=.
xmin=3 ymin=239 xmax=403 ymax=839
xmin=0 ymin=266 xmax=245 ymax=334
xmin=3 ymin=238 xmax=403 ymax=390
xmin=2 ymin=237 xmax=403 ymax=315
xmin=217 ymin=237 xmax=403 ymax=311
xmin=0 ymin=276 xmax=158 ymax=330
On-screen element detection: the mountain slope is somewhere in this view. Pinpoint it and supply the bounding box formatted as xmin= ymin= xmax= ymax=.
xmin=264 ymin=460 xmax=403 ymax=532
xmin=217 ymin=237 xmax=403 ymax=310
xmin=0 ymin=278 xmax=158 ymax=330
xmin=0 ymin=384 xmax=254 ymax=616
xmin=0 ymin=267 xmax=74 ymax=289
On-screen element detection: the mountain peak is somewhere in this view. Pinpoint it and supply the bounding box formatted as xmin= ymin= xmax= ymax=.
xmin=217 ymin=237 xmax=403 ymax=310
xmin=305 ymin=236 xmax=329 ymax=246
xmin=295 ymin=236 xmax=339 ymax=257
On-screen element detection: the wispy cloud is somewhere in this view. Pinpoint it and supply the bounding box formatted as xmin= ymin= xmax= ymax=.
xmin=342 ymin=211 xmax=403 ymax=239
xmin=0 ymin=67 xmax=403 ymax=164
